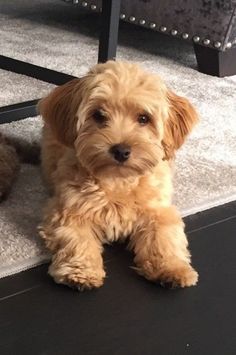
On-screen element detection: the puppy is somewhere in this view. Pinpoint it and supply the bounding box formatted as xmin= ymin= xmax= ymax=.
xmin=39 ymin=61 xmax=199 ymax=290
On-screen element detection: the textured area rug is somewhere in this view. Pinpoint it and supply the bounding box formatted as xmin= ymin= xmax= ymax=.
xmin=0 ymin=0 xmax=236 ymax=278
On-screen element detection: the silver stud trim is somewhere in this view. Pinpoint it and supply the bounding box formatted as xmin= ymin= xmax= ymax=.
xmin=91 ymin=4 xmax=97 ymax=10
xmin=81 ymin=1 xmax=88 ymax=7
xmin=203 ymin=38 xmax=210 ymax=46
xmin=171 ymin=29 xmax=178 ymax=36
xmin=226 ymin=42 xmax=232 ymax=49
xmin=139 ymin=19 xmax=146 ymax=25
xmin=129 ymin=16 xmax=136 ymax=22
xmin=150 ymin=22 xmax=156 ymax=29
xmin=72 ymin=0 xmax=79 ymax=4
xmin=214 ymin=41 xmax=221 ymax=49
xmin=160 ymin=26 xmax=167 ymax=32
xmin=193 ymin=35 xmax=200 ymax=43
xmin=182 ymin=33 xmax=189 ymax=39
xmin=120 ymin=13 xmax=126 ymax=20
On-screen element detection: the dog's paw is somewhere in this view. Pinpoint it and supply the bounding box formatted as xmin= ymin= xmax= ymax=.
xmin=158 ymin=264 xmax=198 ymax=288
xmin=136 ymin=260 xmax=198 ymax=288
xmin=48 ymin=262 xmax=106 ymax=290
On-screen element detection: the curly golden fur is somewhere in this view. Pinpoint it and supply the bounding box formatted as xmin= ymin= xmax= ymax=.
xmin=39 ymin=61 xmax=199 ymax=290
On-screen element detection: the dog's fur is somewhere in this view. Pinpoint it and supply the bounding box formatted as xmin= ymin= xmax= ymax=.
xmin=0 ymin=133 xmax=20 ymax=201
xmin=0 ymin=133 xmax=40 ymax=202
xmin=39 ymin=61 xmax=199 ymax=290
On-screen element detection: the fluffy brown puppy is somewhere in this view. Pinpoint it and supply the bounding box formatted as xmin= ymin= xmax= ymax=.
xmin=39 ymin=61 xmax=199 ymax=290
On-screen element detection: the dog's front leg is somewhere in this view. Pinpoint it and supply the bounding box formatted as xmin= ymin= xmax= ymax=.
xmin=39 ymin=201 xmax=105 ymax=290
xmin=130 ymin=206 xmax=198 ymax=288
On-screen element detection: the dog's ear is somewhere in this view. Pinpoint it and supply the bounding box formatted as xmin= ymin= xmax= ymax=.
xmin=162 ymin=90 xmax=198 ymax=160
xmin=38 ymin=79 xmax=85 ymax=147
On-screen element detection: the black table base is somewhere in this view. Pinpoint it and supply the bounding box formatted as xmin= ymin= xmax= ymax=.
xmin=0 ymin=0 xmax=121 ymax=124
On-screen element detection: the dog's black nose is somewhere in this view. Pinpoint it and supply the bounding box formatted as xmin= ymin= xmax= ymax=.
xmin=109 ymin=144 xmax=131 ymax=162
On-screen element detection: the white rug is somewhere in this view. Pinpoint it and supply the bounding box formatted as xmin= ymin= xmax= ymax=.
xmin=0 ymin=0 xmax=236 ymax=278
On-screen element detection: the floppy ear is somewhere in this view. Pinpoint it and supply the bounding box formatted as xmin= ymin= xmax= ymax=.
xmin=162 ymin=90 xmax=199 ymax=160
xmin=38 ymin=79 xmax=84 ymax=147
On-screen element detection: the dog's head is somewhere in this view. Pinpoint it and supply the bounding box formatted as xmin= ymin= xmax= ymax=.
xmin=39 ymin=61 xmax=198 ymax=178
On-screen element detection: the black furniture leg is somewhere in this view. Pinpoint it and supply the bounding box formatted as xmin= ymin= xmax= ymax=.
xmin=0 ymin=55 xmax=76 ymax=85
xmin=194 ymin=44 xmax=236 ymax=77
xmin=0 ymin=57 xmax=76 ymax=123
xmin=0 ymin=56 xmax=76 ymax=123
xmin=0 ymin=1 xmax=121 ymax=123
xmin=98 ymin=0 xmax=121 ymax=63
xmin=0 ymin=100 xmax=39 ymax=124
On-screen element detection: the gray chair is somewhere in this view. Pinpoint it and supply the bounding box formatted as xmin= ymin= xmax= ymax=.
xmin=67 ymin=0 xmax=236 ymax=77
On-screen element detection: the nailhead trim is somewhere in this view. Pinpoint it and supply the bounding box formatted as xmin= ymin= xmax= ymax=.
xmin=182 ymin=33 xmax=189 ymax=39
xmin=203 ymin=38 xmax=210 ymax=45
xmin=171 ymin=29 xmax=178 ymax=36
xmin=226 ymin=42 xmax=232 ymax=49
xmin=129 ymin=16 xmax=136 ymax=22
xmin=193 ymin=35 xmax=200 ymax=43
xmin=160 ymin=26 xmax=167 ymax=32
xmin=139 ymin=19 xmax=146 ymax=25
xmin=214 ymin=41 xmax=221 ymax=49
xmin=150 ymin=22 xmax=156 ymax=29
xmin=71 ymin=4 xmax=229 ymax=50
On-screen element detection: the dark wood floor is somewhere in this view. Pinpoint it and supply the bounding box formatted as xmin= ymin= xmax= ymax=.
xmin=0 ymin=202 xmax=236 ymax=355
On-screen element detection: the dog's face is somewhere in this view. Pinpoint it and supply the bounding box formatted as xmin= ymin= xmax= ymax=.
xmin=39 ymin=61 xmax=198 ymax=178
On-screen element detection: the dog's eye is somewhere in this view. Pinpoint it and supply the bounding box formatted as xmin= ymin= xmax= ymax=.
xmin=92 ymin=110 xmax=107 ymax=126
xmin=138 ymin=114 xmax=150 ymax=126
